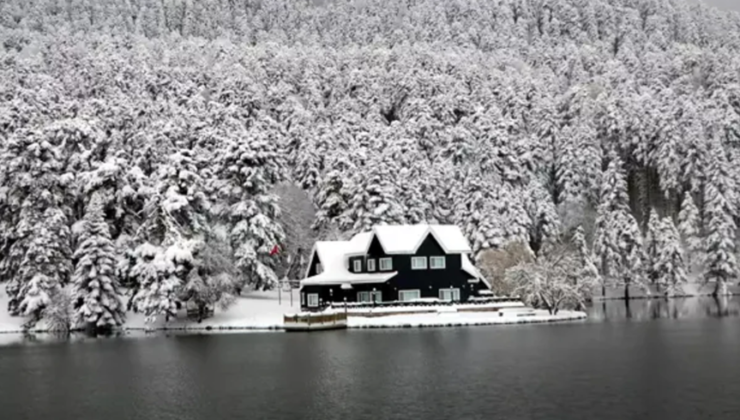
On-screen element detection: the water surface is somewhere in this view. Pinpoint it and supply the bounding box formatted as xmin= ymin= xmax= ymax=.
xmin=1 ymin=297 xmax=739 ymax=420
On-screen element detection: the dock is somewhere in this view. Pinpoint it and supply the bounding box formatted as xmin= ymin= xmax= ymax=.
xmin=283 ymin=311 xmax=348 ymax=332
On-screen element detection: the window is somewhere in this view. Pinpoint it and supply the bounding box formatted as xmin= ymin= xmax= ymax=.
xmin=399 ymin=290 xmax=421 ymax=302
xmin=358 ymin=291 xmax=382 ymax=303
xmin=367 ymin=259 xmax=376 ymax=272
xmin=307 ymin=293 xmax=319 ymax=307
xmin=430 ymin=256 xmax=446 ymax=269
xmin=439 ymin=288 xmax=460 ymax=302
xmin=411 ymin=256 xmax=428 ymax=270
xmin=315 ymin=263 xmax=322 ymax=274
xmin=301 ymin=293 xmax=306 ymax=306
xmin=371 ymin=291 xmax=382 ymax=303
xmin=353 ymin=259 xmax=362 ymax=273
xmin=379 ymin=257 xmax=393 ymax=271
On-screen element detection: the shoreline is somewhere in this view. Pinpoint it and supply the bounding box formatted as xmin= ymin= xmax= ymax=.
xmin=0 ymin=309 xmax=587 ymax=337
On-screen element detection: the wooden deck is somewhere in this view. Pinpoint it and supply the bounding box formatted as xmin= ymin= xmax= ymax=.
xmin=283 ymin=311 xmax=348 ymax=332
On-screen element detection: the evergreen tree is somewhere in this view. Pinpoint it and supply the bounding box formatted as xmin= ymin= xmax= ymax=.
xmin=677 ymin=193 xmax=702 ymax=275
xmin=654 ymin=217 xmax=688 ymax=297
xmin=71 ymin=194 xmax=126 ymax=332
xmin=130 ymin=243 xmax=181 ymax=324
xmin=645 ymin=209 xmax=662 ymax=284
xmin=526 ymin=178 xmax=561 ymax=255
xmin=17 ymin=208 xmax=72 ymax=326
xmin=703 ymin=182 xmax=737 ymax=297
xmin=216 ymin=135 xmax=286 ymax=290
xmin=593 ymin=152 xmax=629 ymax=296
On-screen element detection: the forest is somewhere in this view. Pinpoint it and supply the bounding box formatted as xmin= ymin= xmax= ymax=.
xmin=0 ymin=0 xmax=739 ymax=332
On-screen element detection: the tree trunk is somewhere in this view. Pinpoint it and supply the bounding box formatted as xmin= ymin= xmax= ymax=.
xmin=712 ymin=279 xmax=727 ymax=298
xmin=624 ymin=282 xmax=630 ymax=301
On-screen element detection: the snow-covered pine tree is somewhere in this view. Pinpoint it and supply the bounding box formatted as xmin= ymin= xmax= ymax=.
xmin=593 ymin=152 xmax=630 ymax=296
xmin=313 ymin=169 xmax=351 ymax=235
xmin=130 ymin=243 xmax=181 ymax=324
xmin=702 ymin=182 xmax=737 ymax=297
xmin=17 ymin=208 xmax=72 ymax=326
xmin=71 ymin=193 xmax=126 ymax=332
xmin=340 ymin=152 xmax=405 ymax=234
xmin=645 ymin=209 xmax=662 ymax=284
xmin=654 ymin=217 xmax=687 ymax=297
xmin=525 ymin=178 xmax=561 ymax=255
xmin=573 ymin=225 xmax=600 ymax=289
xmin=677 ymin=193 xmax=702 ymax=276
xmin=616 ymin=212 xmax=647 ymax=300
xmin=215 ymin=134 xmax=286 ymax=290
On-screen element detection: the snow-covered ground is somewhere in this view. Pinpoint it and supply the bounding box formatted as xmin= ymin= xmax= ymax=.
xmin=0 ymin=288 xmax=584 ymax=338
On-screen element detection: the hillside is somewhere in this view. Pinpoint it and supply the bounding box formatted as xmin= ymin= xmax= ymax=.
xmin=1 ymin=0 xmax=739 ymax=329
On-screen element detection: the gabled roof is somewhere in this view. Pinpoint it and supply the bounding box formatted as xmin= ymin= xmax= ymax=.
xmin=300 ymin=224 xmax=486 ymax=288
xmin=301 ymin=241 xmax=397 ymax=286
xmin=461 ymin=254 xmax=491 ymax=289
xmin=346 ymin=224 xmax=472 ymax=256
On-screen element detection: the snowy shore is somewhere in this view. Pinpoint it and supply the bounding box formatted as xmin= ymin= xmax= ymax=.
xmin=0 ymin=289 xmax=585 ymax=338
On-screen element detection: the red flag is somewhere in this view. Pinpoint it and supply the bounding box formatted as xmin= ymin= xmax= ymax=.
xmin=270 ymin=245 xmax=280 ymax=256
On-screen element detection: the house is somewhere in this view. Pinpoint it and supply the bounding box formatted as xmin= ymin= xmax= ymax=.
xmin=299 ymin=224 xmax=491 ymax=310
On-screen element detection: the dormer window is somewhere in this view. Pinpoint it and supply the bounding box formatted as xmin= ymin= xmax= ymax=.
xmin=316 ymin=263 xmax=322 ymax=274
xmin=353 ymin=259 xmax=362 ymax=273
xmin=430 ymin=256 xmax=446 ymax=269
xmin=367 ymin=259 xmax=376 ymax=272
xmin=411 ymin=257 xmax=428 ymax=270
xmin=379 ymin=258 xmax=393 ymax=271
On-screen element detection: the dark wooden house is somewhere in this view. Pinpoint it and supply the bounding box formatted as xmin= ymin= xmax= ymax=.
xmin=299 ymin=225 xmax=491 ymax=310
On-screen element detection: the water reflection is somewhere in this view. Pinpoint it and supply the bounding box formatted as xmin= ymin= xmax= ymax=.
xmin=588 ymin=296 xmax=740 ymax=321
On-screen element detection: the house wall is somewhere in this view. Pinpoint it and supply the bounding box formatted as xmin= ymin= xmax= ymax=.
xmin=300 ymin=233 xmax=488 ymax=309
xmin=306 ymin=253 xmax=321 ymax=277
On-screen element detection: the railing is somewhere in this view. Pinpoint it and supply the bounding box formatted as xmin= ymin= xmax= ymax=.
xmin=298 ymin=296 xmax=522 ymax=312
xmin=283 ymin=311 xmax=348 ymax=325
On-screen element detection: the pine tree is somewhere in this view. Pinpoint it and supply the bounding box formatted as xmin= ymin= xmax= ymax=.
xmin=71 ymin=194 xmax=126 ymax=332
xmin=526 ymin=178 xmax=561 ymax=255
xmin=654 ymin=217 xmax=688 ymax=297
xmin=130 ymin=243 xmax=181 ymax=324
xmin=617 ymin=211 xmax=647 ymax=300
xmin=593 ymin=152 xmax=629 ymax=296
xmin=677 ymin=193 xmax=702 ymax=275
xmin=17 ymin=208 xmax=72 ymax=326
xmin=703 ymin=182 xmax=737 ymax=296
xmin=215 ymin=135 xmax=286 ymax=290
xmin=645 ymin=209 xmax=662 ymax=284
xmin=571 ymin=225 xmax=600 ymax=306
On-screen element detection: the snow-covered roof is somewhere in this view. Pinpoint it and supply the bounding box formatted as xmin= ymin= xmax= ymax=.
xmin=347 ymin=224 xmax=472 ymax=256
xmin=301 ymin=241 xmax=397 ymax=286
xmin=301 ymin=225 xmax=486 ymax=288
xmin=461 ymin=254 xmax=491 ymax=289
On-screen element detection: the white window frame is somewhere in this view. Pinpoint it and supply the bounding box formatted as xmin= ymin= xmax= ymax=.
xmin=367 ymin=258 xmax=376 ymax=272
xmin=430 ymin=256 xmax=446 ymax=269
xmin=411 ymin=256 xmax=428 ymax=270
xmin=439 ymin=288 xmax=460 ymax=302
xmin=307 ymin=293 xmax=319 ymax=307
xmin=301 ymin=293 xmax=306 ymax=306
xmin=315 ymin=263 xmax=322 ymax=274
xmin=398 ymin=290 xmax=421 ymax=302
xmin=379 ymin=257 xmax=393 ymax=271
xmin=358 ymin=291 xmax=382 ymax=303
xmin=353 ymin=259 xmax=362 ymax=273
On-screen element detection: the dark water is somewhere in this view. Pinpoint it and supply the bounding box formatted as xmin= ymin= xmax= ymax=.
xmin=1 ymin=297 xmax=740 ymax=420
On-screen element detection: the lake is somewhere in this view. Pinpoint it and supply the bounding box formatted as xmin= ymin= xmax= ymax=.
xmin=1 ymin=297 xmax=740 ymax=420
